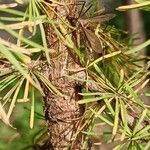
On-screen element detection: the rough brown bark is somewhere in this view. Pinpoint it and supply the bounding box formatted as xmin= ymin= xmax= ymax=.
xmin=41 ymin=0 xmax=85 ymax=149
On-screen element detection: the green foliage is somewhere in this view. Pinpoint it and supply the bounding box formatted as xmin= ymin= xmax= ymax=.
xmin=0 ymin=99 xmax=45 ymax=150
xmin=0 ymin=0 xmax=150 ymax=149
xmin=135 ymin=0 xmax=150 ymax=11
xmin=117 ymin=0 xmax=150 ymax=11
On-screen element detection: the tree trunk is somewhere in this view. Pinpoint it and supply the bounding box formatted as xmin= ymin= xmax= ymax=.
xmin=123 ymin=0 xmax=146 ymax=49
xmin=41 ymin=0 xmax=85 ymax=149
xmin=123 ymin=0 xmax=149 ymax=104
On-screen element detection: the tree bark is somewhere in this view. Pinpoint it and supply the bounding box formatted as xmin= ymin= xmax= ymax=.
xmin=41 ymin=0 xmax=84 ymax=149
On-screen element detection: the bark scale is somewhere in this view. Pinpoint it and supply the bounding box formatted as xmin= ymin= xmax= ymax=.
xmin=41 ymin=0 xmax=85 ymax=149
